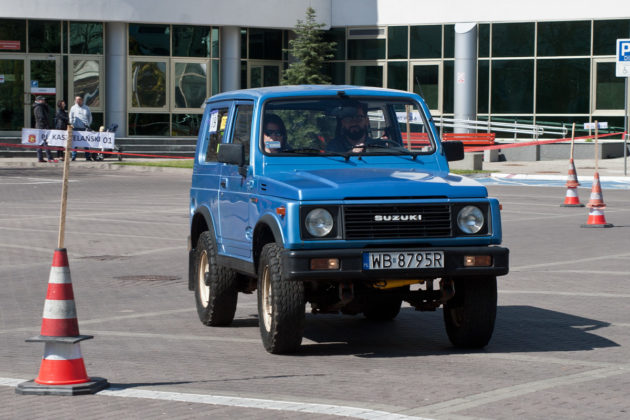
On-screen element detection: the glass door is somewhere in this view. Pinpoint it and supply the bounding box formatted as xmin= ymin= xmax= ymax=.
xmin=410 ymin=62 xmax=442 ymax=113
xmin=0 ymin=56 xmax=25 ymax=133
xmin=348 ymin=62 xmax=384 ymax=87
xmin=27 ymin=56 xmax=60 ymax=128
xmin=248 ymin=61 xmax=281 ymax=88
xmin=409 ymin=62 xmax=443 ymax=114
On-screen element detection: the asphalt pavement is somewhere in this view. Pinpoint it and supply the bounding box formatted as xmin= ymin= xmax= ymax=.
xmin=1 ymin=163 xmax=629 ymax=419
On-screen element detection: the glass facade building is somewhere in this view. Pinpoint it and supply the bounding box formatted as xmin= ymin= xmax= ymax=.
xmin=1 ymin=16 xmax=629 ymax=137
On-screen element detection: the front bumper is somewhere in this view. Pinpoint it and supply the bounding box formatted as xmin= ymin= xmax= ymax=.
xmin=282 ymin=246 xmax=509 ymax=281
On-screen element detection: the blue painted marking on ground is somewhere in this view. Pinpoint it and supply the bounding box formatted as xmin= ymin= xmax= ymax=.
xmin=476 ymin=177 xmax=630 ymax=190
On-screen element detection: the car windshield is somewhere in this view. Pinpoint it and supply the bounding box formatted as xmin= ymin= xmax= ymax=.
xmin=260 ymin=97 xmax=436 ymax=156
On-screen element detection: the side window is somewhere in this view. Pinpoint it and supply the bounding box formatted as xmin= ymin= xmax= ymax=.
xmin=231 ymin=104 xmax=253 ymax=164
xmin=204 ymin=107 xmax=230 ymax=162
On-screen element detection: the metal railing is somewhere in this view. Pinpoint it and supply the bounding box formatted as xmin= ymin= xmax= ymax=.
xmin=434 ymin=116 xmax=568 ymax=139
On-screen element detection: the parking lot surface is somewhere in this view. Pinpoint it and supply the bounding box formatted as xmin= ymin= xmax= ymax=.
xmin=1 ymin=165 xmax=629 ymax=419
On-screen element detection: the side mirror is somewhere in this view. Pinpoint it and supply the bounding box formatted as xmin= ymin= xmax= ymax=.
xmin=218 ymin=143 xmax=245 ymax=166
xmin=442 ymin=141 xmax=464 ymax=162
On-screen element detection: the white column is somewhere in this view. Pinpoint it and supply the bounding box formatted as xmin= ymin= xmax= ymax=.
xmin=221 ymin=26 xmax=241 ymax=92
xmin=454 ymin=23 xmax=477 ymax=133
xmin=105 ymin=22 xmax=127 ymax=136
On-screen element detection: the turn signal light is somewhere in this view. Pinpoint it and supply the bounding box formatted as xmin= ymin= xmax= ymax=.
xmin=310 ymin=258 xmax=339 ymax=270
xmin=464 ymin=255 xmax=492 ymax=267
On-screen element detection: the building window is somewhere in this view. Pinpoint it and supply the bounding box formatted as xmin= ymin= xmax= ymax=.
xmin=130 ymin=60 xmax=168 ymax=109
xmin=172 ymin=113 xmax=202 ymax=136
xmin=29 ymin=20 xmax=61 ymax=53
xmin=537 ymin=21 xmax=590 ymax=57
xmin=491 ymin=59 xmax=534 ymax=113
xmin=492 ymin=23 xmax=535 ymax=57
xmin=593 ymin=19 xmax=630 ymax=55
xmin=536 ymin=59 xmax=589 ymax=114
xmin=410 ymin=26 xmax=442 ymax=59
xmin=248 ymin=29 xmax=282 ymax=60
xmin=325 ymin=28 xmax=346 ymax=60
xmin=73 ymin=59 xmax=102 ymax=109
xmin=478 ymin=60 xmax=490 ymax=114
xmin=129 ymin=24 xmax=170 ymax=56
xmin=172 ymin=26 xmax=210 ymax=57
xmin=595 ymin=61 xmax=625 ymax=111
xmin=174 ymin=62 xmax=207 ymax=109
xmin=0 ymin=19 xmax=26 ymax=53
xmin=478 ymin=24 xmax=490 ymax=58
xmin=348 ymin=39 xmax=385 ymax=60
xmin=69 ymin=22 xmax=103 ymax=54
xmin=388 ymin=26 xmax=407 ymax=59
xmin=387 ymin=62 xmax=407 ymax=91
xmin=128 ymin=113 xmax=170 ymax=136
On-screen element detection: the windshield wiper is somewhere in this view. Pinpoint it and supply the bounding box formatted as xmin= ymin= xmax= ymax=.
xmin=352 ymin=143 xmax=421 ymax=160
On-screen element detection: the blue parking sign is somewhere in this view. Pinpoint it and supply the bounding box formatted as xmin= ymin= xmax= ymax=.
xmin=617 ymin=39 xmax=630 ymax=77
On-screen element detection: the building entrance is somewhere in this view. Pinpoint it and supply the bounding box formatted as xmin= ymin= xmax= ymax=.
xmin=0 ymin=55 xmax=60 ymax=133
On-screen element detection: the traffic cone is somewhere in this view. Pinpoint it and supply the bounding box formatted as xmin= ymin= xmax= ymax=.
xmin=560 ymin=159 xmax=584 ymax=207
xmin=565 ymin=158 xmax=580 ymax=188
xmin=581 ymin=173 xmax=613 ymax=228
xmin=16 ymin=248 xmax=108 ymax=395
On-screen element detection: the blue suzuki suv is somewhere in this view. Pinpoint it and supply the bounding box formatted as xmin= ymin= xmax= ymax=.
xmin=188 ymin=85 xmax=509 ymax=353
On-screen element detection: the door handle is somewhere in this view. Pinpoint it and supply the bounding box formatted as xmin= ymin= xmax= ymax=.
xmin=220 ymin=178 xmax=227 ymax=188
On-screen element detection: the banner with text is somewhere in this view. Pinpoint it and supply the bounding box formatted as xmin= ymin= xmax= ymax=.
xmin=21 ymin=128 xmax=116 ymax=149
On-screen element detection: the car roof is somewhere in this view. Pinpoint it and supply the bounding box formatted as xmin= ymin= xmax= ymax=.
xmin=206 ymin=85 xmax=419 ymax=103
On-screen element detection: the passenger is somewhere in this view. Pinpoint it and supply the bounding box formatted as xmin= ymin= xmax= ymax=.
xmin=262 ymin=114 xmax=288 ymax=153
xmin=326 ymin=101 xmax=371 ymax=153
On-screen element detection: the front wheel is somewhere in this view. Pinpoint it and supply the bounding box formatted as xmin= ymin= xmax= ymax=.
xmin=194 ymin=231 xmax=238 ymax=326
xmin=443 ymin=276 xmax=497 ymax=348
xmin=257 ymin=243 xmax=305 ymax=354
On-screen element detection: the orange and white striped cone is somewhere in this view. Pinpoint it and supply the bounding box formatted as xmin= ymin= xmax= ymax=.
xmin=565 ymin=158 xmax=580 ymax=188
xmin=561 ymin=159 xmax=584 ymax=207
xmin=581 ymin=173 xmax=613 ymax=228
xmin=561 ymin=186 xmax=584 ymax=207
xmin=16 ymin=248 xmax=108 ymax=395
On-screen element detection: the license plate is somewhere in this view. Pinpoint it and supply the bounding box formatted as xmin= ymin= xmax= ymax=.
xmin=363 ymin=251 xmax=444 ymax=270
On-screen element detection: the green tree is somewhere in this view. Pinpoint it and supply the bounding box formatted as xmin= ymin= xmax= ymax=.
xmin=282 ymin=7 xmax=336 ymax=85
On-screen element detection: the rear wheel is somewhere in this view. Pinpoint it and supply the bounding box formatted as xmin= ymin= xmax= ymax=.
xmin=194 ymin=231 xmax=238 ymax=326
xmin=257 ymin=243 xmax=305 ymax=354
xmin=443 ymin=276 xmax=497 ymax=348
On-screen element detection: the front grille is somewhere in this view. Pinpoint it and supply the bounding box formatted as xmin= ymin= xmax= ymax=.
xmin=343 ymin=204 xmax=451 ymax=239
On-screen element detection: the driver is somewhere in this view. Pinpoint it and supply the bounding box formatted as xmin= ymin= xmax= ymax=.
xmin=326 ymin=101 xmax=371 ymax=153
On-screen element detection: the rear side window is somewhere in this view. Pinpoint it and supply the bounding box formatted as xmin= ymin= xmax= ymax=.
xmin=204 ymin=106 xmax=229 ymax=162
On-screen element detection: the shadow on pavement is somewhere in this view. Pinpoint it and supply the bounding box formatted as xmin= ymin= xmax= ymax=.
xmin=298 ymin=305 xmax=618 ymax=357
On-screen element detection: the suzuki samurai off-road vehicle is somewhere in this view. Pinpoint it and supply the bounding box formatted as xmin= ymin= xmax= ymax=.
xmin=188 ymin=85 xmax=509 ymax=354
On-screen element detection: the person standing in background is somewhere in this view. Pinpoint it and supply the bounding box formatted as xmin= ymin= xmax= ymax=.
xmin=54 ymin=99 xmax=69 ymax=160
xmin=69 ymin=95 xmax=93 ymax=161
xmin=33 ymin=96 xmax=55 ymax=163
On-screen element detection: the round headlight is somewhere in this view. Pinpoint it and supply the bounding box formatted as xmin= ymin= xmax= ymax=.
xmin=305 ymin=208 xmax=334 ymax=237
xmin=457 ymin=206 xmax=484 ymax=234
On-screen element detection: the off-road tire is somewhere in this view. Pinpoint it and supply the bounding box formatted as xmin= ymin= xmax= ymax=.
xmin=363 ymin=288 xmax=406 ymax=321
xmin=194 ymin=231 xmax=238 ymax=326
xmin=257 ymin=243 xmax=305 ymax=354
xmin=443 ymin=276 xmax=497 ymax=348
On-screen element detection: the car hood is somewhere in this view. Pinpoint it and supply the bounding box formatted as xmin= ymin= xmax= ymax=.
xmin=258 ymin=167 xmax=487 ymax=200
